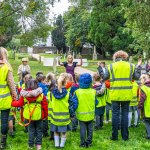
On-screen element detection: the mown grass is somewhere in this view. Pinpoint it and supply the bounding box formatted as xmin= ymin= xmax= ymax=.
xmin=6 ymin=54 xmax=150 ymax=150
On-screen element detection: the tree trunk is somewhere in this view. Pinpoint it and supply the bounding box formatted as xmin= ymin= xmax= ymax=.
xmin=101 ymin=47 xmax=106 ymax=59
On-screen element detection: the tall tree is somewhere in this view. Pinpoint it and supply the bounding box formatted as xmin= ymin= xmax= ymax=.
xmin=51 ymin=15 xmax=66 ymax=52
xmin=0 ymin=0 xmax=59 ymax=46
xmin=64 ymin=5 xmax=90 ymax=53
xmin=89 ymin=0 xmax=134 ymax=58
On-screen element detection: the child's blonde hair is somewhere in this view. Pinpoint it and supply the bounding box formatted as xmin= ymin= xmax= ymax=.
xmin=57 ymin=73 xmax=68 ymax=93
xmin=0 ymin=47 xmax=12 ymax=70
xmin=140 ymin=74 xmax=150 ymax=84
xmin=66 ymin=73 xmax=74 ymax=82
xmin=46 ymin=72 xmax=55 ymax=83
xmin=67 ymin=55 xmax=73 ymax=62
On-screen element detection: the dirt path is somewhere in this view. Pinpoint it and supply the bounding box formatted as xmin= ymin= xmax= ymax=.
xmin=75 ymin=67 xmax=96 ymax=76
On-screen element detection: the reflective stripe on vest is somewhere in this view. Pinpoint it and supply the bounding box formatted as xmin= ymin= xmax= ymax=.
xmin=0 ymin=93 xmax=11 ymax=98
xmin=141 ymin=85 xmax=150 ymax=117
xmin=76 ymin=111 xmax=94 ymax=115
xmin=0 ymin=84 xmax=7 ymax=88
xmin=48 ymin=114 xmax=70 ymax=122
xmin=108 ymin=61 xmax=134 ymax=101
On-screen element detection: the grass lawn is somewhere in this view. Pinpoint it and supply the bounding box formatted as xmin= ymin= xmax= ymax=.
xmin=5 ymin=55 xmax=150 ymax=150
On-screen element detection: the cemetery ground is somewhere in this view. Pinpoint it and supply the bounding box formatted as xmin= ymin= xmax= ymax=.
xmin=6 ymin=54 xmax=150 ymax=150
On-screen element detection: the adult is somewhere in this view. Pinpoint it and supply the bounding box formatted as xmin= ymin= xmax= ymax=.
xmin=0 ymin=47 xmax=17 ymax=149
xmin=98 ymin=50 xmax=142 ymax=141
xmin=17 ymin=58 xmax=31 ymax=81
xmin=58 ymin=55 xmax=82 ymax=83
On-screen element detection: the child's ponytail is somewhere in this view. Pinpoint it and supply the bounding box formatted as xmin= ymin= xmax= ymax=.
xmin=57 ymin=73 xmax=67 ymax=93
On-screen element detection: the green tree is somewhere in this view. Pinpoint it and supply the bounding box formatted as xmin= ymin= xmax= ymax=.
xmin=124 ymin=0 xmax=150 ymax=56
xmin=64 ymin=5 xmax=90 ymax=53
xmin=51 ymin=15 xmax=66 ymax=52
xmin=89 ymin=0 xmax=134 ymax=58
xmin=0 ymin=0 xmax=59 ymax=46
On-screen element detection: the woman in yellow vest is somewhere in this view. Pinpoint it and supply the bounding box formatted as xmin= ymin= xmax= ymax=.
xmin=0 ymin=47 xmax=17 ymax=149
xmin=97 ymin=50 xmax=142 ymax=141
xmin=50 ymin=73 xmax=73 ymax=148
xmin=72 ymin=73 xmax=97 ymax=148
xmin=139 ymin=74 xmax=150 ymax=139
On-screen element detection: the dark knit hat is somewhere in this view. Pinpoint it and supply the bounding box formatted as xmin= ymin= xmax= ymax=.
xmin=79 ymin=73 xmax=92 ymax=89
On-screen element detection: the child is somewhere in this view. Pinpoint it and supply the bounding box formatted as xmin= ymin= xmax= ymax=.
xmin=70 ymin=74 xmax=80 ymax=132
xmin=36 ymin=72 xmax=48 ymax=97
xmin=36 ymin=72 xmax=49 ymax=137
xmin=50 ymin=73 xmax=73 ymax=148
xmin=93 ymin=73 xmax=106 ymax=130
xmin=46 ymin=72 xmax=56 ymax=141
xmin=139 ymin=74 xmax=150 ymax=139
xmin=128 ymin=81 xmax=139 ymax=127
xmin=12 ymin=79 xmax=48 ymax=150
xmin=72 ymin=73 xmax=97 ymax=147
xmin=58 ymin=55 xmax=82 ymax=83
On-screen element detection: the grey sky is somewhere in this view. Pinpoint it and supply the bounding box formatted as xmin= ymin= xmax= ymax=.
xmin=51 ymin=0 xmax=71 ymax=16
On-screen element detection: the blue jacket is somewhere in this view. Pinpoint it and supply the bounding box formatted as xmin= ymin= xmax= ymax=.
xmin=38 ymin=82 xmax=48 ymax=96
xmin=52 ymin=87 xmax=74 ymax=117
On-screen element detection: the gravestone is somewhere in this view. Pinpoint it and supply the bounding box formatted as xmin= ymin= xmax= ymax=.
xmin=53 ymin=57 xmax=57 ymax=74
xmin=73 ymin=59 xmax=88 ymax=67
xmin=43 ymin=58 xmax=54 ymax=66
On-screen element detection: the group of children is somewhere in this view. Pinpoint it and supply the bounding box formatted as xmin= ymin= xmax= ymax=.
xmin=8 ymin=60 xmax=150 ymax=149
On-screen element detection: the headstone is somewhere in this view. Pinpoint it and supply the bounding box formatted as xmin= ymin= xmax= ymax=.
xmin=53 ymin=57 xmax=57 ymax=74
xmin=93 ymin=45 xmax=97 ymax=60
xmin=129 ymin=56 xmax=133 ymax=63
xmin=27 ymin=47 xmax=33 ymax=54
xmin=43 ymin=58 xmax=54 ymax=66
xmin=74 ymin=59 xmax=88 ymax=67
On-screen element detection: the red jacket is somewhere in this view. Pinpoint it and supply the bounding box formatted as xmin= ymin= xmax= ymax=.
xmin=11 ymin=94 xmax=48 ymax=120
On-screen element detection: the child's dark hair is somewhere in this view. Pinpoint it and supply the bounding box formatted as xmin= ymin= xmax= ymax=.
xmin=25 ymin=79 xmax=38 ymax=90
xmin=36 ymin=73 xmax=45 ymax=82
xmin=36 ymin=71 xmax=43 ymax=77
xmin=93 ymin=73 xmax=101 ymax=82
xmin=22 ymin=71 xmax=29 ymax=79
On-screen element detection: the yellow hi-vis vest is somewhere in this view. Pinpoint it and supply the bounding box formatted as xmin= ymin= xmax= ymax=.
xmin=47 ymin=92 xmax=52 ymax=121
xmin=75 ymin=88 xmax=96 ymax=121
xmin=23 ymin=94 xmax=43 ymax=120
xmin=141 ymin=85 xmax=150 ymax=118
xmin=108 ymin=61 xmax=135 ymax=101
xmin=96 ymin=90 xmax=106 ymax=108
xmin=0 ymin=64 xmax=13 ymax=110
xmin=130 ymin=82 xmax=139 ymax=106
xmin=51 ymin=92 xmax=71 ymax=126
xmin=106 ymin=88 xmax=111 ymax=104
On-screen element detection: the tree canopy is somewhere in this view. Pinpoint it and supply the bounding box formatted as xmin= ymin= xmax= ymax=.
xmin=0 ymin=0 xmax=59 ymax=46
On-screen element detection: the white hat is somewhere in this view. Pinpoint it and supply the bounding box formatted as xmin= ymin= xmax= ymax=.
xmin=22 ymin=58 xmax=28 ymax=62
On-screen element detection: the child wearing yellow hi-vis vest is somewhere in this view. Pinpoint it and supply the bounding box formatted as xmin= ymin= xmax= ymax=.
xmin=12 ymin=79 xmax=48 ymax=150
xmin=50 ymin=73 xmax=74 ymax=148
xmin=139 ymin=74 xmax=150 ymax=139
xmin=128 ymin=81 xmax=139 ymax=127
xmin=93 ymin=73 xmax=106 ymax=130
xmin=72 ymin=73 xmax=98 ymax=148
